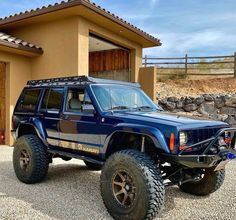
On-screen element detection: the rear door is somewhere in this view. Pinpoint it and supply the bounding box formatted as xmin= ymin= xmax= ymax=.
xmin=39 ymin=88 xmax=64 ymax=146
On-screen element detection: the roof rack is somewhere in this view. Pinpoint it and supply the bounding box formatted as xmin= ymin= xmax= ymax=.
xmin=27 ymin=76 xmax=92 ymax=87
xmin=27 ymin=75 xmax=140 ymax=87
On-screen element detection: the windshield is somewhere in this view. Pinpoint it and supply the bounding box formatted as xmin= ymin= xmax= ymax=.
xmin=91 ymin=85 xmax=159 ymax=111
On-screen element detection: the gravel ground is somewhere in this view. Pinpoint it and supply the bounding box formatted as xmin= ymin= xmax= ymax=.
xmin=156 ymin=77 xmax=236 ymax=98
xmin=0 ymin=146 xmax=235 ymax=220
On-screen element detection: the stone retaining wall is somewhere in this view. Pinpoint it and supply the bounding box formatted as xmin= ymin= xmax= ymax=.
xmin=158 ymin=94 xmax=236 ymax=126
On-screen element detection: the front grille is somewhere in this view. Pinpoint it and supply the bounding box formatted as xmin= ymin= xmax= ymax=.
xmin=188 ymin=127 xmax=222 ymax=145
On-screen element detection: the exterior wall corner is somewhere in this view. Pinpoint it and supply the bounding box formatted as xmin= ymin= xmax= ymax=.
xmin=139 ymin=66 xmax=157 ymax=101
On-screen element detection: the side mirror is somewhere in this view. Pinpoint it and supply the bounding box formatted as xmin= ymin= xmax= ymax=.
xmin=81 ymin=104 xmax=95 ymax=114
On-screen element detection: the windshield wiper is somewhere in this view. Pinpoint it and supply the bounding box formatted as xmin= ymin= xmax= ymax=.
xmin=109 ymin=106 xmax=129 ymax=110
xmin=134 ymin=106 xmax=159 ymax=111
xmin=138 ymin=106 xmax=153 ymax=109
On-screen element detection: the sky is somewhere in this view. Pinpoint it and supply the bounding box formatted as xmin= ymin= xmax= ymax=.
xmin=0 ymin=0 xmax=235 ymax=57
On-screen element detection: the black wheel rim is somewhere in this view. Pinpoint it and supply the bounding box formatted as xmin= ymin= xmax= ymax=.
xmin=19 ymin=149 xmax=30 ymax=170
xmin=112 ymin=170 xmax=136 ymax=207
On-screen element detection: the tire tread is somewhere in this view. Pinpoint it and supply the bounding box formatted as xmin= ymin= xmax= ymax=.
xmin=101 ymin=150 xmax=165 ymax=220
xmin=13 ymin=135 xmax=49 ymax=184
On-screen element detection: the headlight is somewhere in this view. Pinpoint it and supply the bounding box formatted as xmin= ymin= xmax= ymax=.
xmin=180 ymin=132 xmax=188 ymax=145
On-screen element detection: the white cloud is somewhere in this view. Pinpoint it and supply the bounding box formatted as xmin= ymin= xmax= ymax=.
xmin=144 ymin=30 xmax=236 ymax=57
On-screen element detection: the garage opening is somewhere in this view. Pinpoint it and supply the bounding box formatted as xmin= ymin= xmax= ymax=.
xmin=89 ymin=34 xmax=131 ymax=82
xmin=0 ymin=62 xmax=6 ymax=144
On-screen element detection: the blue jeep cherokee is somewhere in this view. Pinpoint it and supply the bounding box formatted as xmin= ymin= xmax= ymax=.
xmin=12 ymin=76 xmax=236 ymax=220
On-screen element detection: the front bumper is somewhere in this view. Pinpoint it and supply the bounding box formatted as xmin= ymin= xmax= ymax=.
xmin=165 ymin=154 xmax=223 ymax=168
xmin=163 ymin=128 xmax=236 ymax=168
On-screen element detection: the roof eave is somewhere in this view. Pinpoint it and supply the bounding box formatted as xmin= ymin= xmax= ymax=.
xmin=0 ymin=40 xmax=43 ymax=56
xmin=82 ymin=1 xmax=161 ymax=46
xmin=0 ymin=0 xmax=161 ymax=47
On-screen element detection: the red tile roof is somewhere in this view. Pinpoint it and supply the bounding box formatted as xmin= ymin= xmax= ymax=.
xmin=0 ymin=32 xmax=43 ymax=54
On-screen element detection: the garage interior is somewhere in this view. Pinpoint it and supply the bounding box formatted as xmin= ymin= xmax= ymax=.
xmin=0 ymin=62 xmax=5 ymax=144
xmin=89 ymin=34 xmax=131 ymax=82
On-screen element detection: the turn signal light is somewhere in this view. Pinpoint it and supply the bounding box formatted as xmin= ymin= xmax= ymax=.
xmin=169 ymin=133 xmax=175 ymax=151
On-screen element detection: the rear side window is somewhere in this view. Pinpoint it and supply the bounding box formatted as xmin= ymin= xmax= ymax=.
xmin=16 ymin=89 xmax=41 ymax=112
xmin=41 ymin=88 xmax=63 ymax=112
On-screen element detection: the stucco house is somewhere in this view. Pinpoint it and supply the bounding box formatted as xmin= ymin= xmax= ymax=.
xmin=0 ymin=0 xmax=161 ymax=145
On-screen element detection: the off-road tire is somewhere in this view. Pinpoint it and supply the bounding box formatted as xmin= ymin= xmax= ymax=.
xmin=84 ymin=160 xmax=102 ymax=170
xmin=13 ymin=135 xmax=49 ymax=184
xmin=101 ymin=150 xmax=165 ymax=220
xmin=179 ymin=167 xmax=225 ymax=196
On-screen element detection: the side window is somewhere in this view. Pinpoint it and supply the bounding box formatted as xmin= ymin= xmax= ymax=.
xmin=66 ymin=88 xmax=92 ymax=112
xmin=16 ymin=89 xmax=41 ymax=112
xmin=41 ymin=88 xmax=63 ymax=113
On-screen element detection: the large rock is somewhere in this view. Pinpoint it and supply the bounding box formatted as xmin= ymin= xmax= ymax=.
xmin=158 ymin=98 xmax=167 ymax=106
xmin=167 ymin=97 xmax=179 ymax=103
xmin=215 ymin=96 xmax=225 ymax=108
xmin=176 ymin=100 xmax=184 ymax=109
xmin=194 ymin=96 xmax=204 ymax=105
xmin=203 ymin=94 xmax=214 ymax=102
xmin=224 ymin=96 xmax=236 ymax=108
xmin=209 ymin=114 xmax=228 ymax=122
xmin=198 ymin=102 xmax=218 ymax=115
xmin=165 ymin=101 xmax=176 ymax=111
xmin=220 ymin=107 xmax=236 ymax=115
xmin=225 ymin=115 xmax=236 ymax=125
xmin=183 ymin=103 xmax=198 ymax=112
xmin=184 ymin=97 xmax=192 ymax=104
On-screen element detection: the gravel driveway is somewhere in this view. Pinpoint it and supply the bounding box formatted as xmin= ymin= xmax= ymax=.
xmin=0 ymin=146 xmax=235 ymax=220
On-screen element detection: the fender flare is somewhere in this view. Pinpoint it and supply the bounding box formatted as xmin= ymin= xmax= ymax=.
xmin=101 ymin=123 xmax=170 ymax=155
xmin=16 ymin=119 xmax=48 ymax=146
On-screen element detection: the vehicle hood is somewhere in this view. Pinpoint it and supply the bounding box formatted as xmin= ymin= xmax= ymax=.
xmin=112 ymin=111 xmax=228 ymax=130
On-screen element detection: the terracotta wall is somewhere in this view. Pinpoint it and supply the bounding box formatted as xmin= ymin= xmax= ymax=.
xmin=9 ymin=17 xmax=80 ymax=79
xmin=139 ymin=67 xmax=157 ymax=101
xmin=8 ymin=16 xmax=142 ymax=82
xmin=0 ymin=51 xmax=31 ymax=145
xmin=0 ymin=62 xmax=5 ymax=131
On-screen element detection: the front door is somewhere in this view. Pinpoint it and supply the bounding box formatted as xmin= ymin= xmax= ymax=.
xmin=39 ymin=88 xmax=64 ymax=146
xmin=59 ymin=87 xmax=101 ymax=157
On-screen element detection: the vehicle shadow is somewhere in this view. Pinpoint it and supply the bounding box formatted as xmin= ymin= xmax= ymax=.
xmin=158 ymin=186 xmax=208 ymax=218
xmin=0 ymin=160 xmax=208 ymax=220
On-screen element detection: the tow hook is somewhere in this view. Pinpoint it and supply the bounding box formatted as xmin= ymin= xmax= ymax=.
xmin=219 ymin=151 xmax=230 ymax=161
xmin=227 ymin=152 xmax=236 ymax=160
